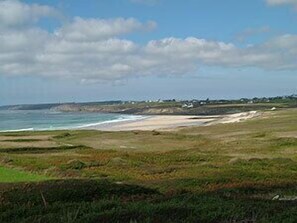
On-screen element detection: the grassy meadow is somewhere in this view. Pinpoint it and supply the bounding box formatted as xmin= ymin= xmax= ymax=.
xmin=0 ymin=108 xmax=297 ymax=222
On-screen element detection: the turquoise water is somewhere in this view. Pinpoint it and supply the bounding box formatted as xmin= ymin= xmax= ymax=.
xmin=0 ymin=110 xmax=142 ymax=132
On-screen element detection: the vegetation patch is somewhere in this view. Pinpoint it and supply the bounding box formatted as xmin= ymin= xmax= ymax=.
xmin=63 ymin=159 xmax=87 ymax=170
xmin=272 ymin=137 xmax=297 ymax=148
xmin=252 ymin=132 xmax=269 ymax=138
xmin=1 ymin=138 xmax=43 ymax=142
xmin=0 ymin=145 xmax=87 ymax=154
xmin=53 ymin=132 xmax=72 ymax=139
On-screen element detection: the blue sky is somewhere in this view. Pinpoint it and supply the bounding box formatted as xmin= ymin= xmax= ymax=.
xmin=0 ymin=0 xmax=297 ymax=105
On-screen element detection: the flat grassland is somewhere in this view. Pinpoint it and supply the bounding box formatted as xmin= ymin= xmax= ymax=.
xmin=0 ymin=108 xmax=297 ymax=222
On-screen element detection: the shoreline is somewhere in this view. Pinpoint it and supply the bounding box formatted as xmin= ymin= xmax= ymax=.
xmin=0 ymin=111 xmax=259 ymax=133
xmin=79 ymin=111 xmax=259 ymax=131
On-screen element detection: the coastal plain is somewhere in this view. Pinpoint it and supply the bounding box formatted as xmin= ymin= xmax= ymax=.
xmin=0 ymin=107 xmax=297 ymax=222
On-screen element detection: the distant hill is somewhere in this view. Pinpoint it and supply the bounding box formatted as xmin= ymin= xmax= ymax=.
xmin=0 ymin=101 xmax=123 ymax=111
xmin=0 ymin=103 xmax=61 ymax=111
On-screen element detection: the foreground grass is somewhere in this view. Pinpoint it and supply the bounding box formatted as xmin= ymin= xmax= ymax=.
xmin=1 ymin=180 xmax=297 ymax=222
xmin=0 ymin=108 xmax=297 ymax=222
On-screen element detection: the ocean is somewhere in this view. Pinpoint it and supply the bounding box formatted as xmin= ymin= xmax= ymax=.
xmin=0 ymin=110 xmax=143 ymax=132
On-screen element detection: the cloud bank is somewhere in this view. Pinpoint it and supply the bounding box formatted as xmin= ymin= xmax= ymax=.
xmin=266 ymin=0 xmax=297 ymax=10
xmin=1 ymin=0 xmax=297 ymax=82
xmin=266 ymin=0 xmax=297 ymax=6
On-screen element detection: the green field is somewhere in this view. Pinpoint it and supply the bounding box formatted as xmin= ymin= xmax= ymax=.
xmin=0 ymin=108 xmax=297 ymax=222
xmin=0 ymin=166 xmax=49 ymax=182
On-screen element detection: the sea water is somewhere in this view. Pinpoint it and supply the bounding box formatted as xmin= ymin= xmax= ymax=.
xmin=0 ymin=110 xmax=143 ymax=132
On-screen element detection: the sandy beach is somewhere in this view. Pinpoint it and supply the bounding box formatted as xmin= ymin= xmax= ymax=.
xmin=82 ymin=111 xmax=259 ymax=131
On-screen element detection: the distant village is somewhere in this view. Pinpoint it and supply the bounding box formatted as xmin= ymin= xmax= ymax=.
xmin=121 ymin=94 xmax=297 ymax=109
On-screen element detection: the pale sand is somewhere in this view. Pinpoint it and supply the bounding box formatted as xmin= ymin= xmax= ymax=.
xmin=82 ymin=111 xmax=259 ymax=131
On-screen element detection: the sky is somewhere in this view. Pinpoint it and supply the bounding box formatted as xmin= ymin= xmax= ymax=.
xmin=0 ymin=0 xmax=297 ymax=105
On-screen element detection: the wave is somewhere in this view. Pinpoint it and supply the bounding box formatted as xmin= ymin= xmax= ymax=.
xmin=0 ymin=128 xmax=35 ymax=132
xmin=75 ymin=115 xmax=147 ymax=129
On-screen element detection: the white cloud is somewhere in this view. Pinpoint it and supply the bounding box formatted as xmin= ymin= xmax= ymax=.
xmin=0 ymin=0 xmax=60 ymax=28
xmin=1 ymin=0 xmax=297 ymax=82
xmin=54 ymin=17 xmax=156 ymax=41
